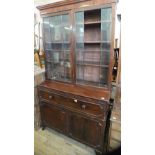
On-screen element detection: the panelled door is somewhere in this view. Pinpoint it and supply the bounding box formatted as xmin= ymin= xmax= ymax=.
xmin=40 ymin=102 xmax=67 ymax=133
xmin=68 ymin=113 xmax=104 ymax=151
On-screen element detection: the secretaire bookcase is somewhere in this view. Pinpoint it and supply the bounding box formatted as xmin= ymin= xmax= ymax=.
xmin=37 ymin=0 xmax=116 ymax=154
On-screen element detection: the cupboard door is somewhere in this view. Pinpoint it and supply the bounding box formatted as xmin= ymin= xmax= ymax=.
xmin=75 ymin=7 xmax=112 ymax=88
xmin=40 ymin=102 xmax=67 ymax=133
xmin=43 ymin=13 xmax=72 ymax=82
xmin=69 ymin=113 xmax=104 ymax=150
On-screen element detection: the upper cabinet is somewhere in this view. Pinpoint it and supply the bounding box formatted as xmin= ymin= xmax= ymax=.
xmin=40 ymin=0 xmax=115 ymax=90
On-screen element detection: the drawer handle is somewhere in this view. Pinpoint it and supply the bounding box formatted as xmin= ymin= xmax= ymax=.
xmin=81 ymin=104 xmax=86 ymax=109
xmin=48 ymin=95 xmax=52 ymax=99
xmin=101 ymin=97 xmax=105 ymax=100
xmin=73 ymin=99 xmax=78 ymax=103
xmin=98 ymin=123 xmax=102 ymax=127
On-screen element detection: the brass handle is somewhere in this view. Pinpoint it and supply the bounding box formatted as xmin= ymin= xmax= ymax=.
xmin=49 ymin=95 xmax=52 ymax=99
xmin=98 ymin=123 xmax=102 ymax=127
xmin=101 ymin=97 xmax=105 ymax=100
xmin=74 ymin=99 xmax=77 ymax=103
xmin=81 ymin=104 xmax=86 ymax=109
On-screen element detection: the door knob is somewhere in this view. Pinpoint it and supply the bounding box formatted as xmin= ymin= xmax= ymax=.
xmin=49 ymin=95 xmax=52 ymax=99
xmin=81 ymin=104 xmax=86 ymax=109
xmin=74 ymin=99 xmax=77 ymax=103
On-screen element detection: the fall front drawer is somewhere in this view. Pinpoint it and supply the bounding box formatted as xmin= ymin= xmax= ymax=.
xmin=39 ymin=90 xmax=104 ymax=117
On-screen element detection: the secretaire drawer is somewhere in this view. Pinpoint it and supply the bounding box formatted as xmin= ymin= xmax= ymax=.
xmin=38 ymin=90 xmax=105 ymax=117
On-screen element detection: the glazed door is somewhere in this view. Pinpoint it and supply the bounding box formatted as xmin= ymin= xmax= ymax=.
xmin=69 ymin=113 xmax=104 ymax=150
xmin=74 ymin=7 xmax=112 ymax=88
xmin=43 ymin=11 xmax=72 ymax=82
xmin=40 ymin=102 xmax=67 ymax=133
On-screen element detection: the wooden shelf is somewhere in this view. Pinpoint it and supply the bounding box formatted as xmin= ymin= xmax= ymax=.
xmin=101 ymin=20 xmax=111 ymax=23
xmin=76 ymin=21 xmax=101 ymax=25
xmin=85 ymin=21 xmax=101 ymax=25
xmin=76 ymin=79 xmax=107 ymax=88
xmin=84 ymin=9 xmax=101 ymax=24
xmin=76 ymin=50 xmax=110 ymax=52
xmin=46 ymin=60 xmax=60 ymax=64
xmin=76 ymin=50 xmax=101 ymax=52
xmin=46 ymin=59 xmax=70 ymax=63
xmin=76 ymin=41 xmax=110 ymax=44
xmin=84 ymin=41 xmax=101 ymax=44
xmin=45 ymin=42 xmax=70 ymax=44
xmin=50 ymin=77 xmax=71 ymax=83
xmin=76 ymin=61 xmax=108 ymax=67
xmin=45 ymin=49 xmax=70 ymax=52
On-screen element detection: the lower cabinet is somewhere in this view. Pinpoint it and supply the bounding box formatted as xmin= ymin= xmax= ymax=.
xmin=39 ymin=101 xmax=106 ymax=153
xmin=40 ymin=102 xmax=67 ymax=133
xmin=69 ymin=113 xmax=104 ymax=152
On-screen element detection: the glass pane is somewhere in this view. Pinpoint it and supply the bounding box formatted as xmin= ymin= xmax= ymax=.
xmin=44 ymin=43 xmax=51 ymax=50
xmin=46 ymin=62 xmax=52 ymax=79
xmin=101 ymin=8 xmax=112 ymax=21
xmin=100 ymin=7 xmax=112 ymax=86
xmin=43 ymin=17 xmax=51 ymax=49
xmin=52 ymin=51 xmax=61 ymax=63
xmin=100 ymin=68 xmax=109 ymax=87
xmin=51 ymin=64 xmax=65 ymax=80
xmin=43 ymin=13 xmax=71 ymax=82
xmin=45 ymin=50 xmax=52 ymax=60
xmin=101 ymin=51 xmax=110 ymax=66
xmin=52 ymin=43 xmax=62 ymax=51
xmin=101 ymin=43 xmax=110 ymax=50
xmin=101 ymin=7 xmax=112 ymax=43
xmin=76 ymin=43 xmax=84 ymax=50
xmin=61 ymin=14 xmax=71 ymax=82
xmin=63 ymin=50 xmax=70 ymax=60
xmin=84 ymin=66 xmax=100 ymax=82
xmin=43 ymin=17 xmax=50 ymax=42
xmin=62 ymin=26 xmax=70 ymax=41
xmin=75 ymin=24 xmax=84 ymax=42
xmin=63 ymin=43 xmax=70 ymax=50
xmin=50 ymin=15 xmax=62 ymax=42
xmin=62 ymin=14 xmax=70 ymax=42
xmin=62 ymin=14 xmax=69 ymax=25
xmin=76 ymin=66 xmax=84 ymax=80
xmin=84 ymin=51 xmax=100 ymax=63
xmin=76 ymin=51 xmax=83 ymax=62
xmin=43 ymin=17 xmax=52 ymax=61
xmin=75 ymin=12 xmax=84 ymax=43
xmin=75 ymin=11 xmax=85 ymax=84
xmin=75 ymin=12 xmax=84 ymax=23
xmin=102 ymin=22 xmax=111 ymax=41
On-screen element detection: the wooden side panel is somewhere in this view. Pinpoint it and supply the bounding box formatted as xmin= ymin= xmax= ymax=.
xmin=40 ymin=102 xmax=67 ymax=133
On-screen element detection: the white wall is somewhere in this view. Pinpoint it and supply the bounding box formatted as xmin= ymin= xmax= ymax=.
xmin=34 ymin=0 xmax=63 ymax=7
xmin=115 ymin=0 xmax=121 ymax=48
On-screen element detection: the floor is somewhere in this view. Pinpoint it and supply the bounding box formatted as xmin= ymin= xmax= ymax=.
xmin=34 ymin=128 xmax=96 ymax=155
